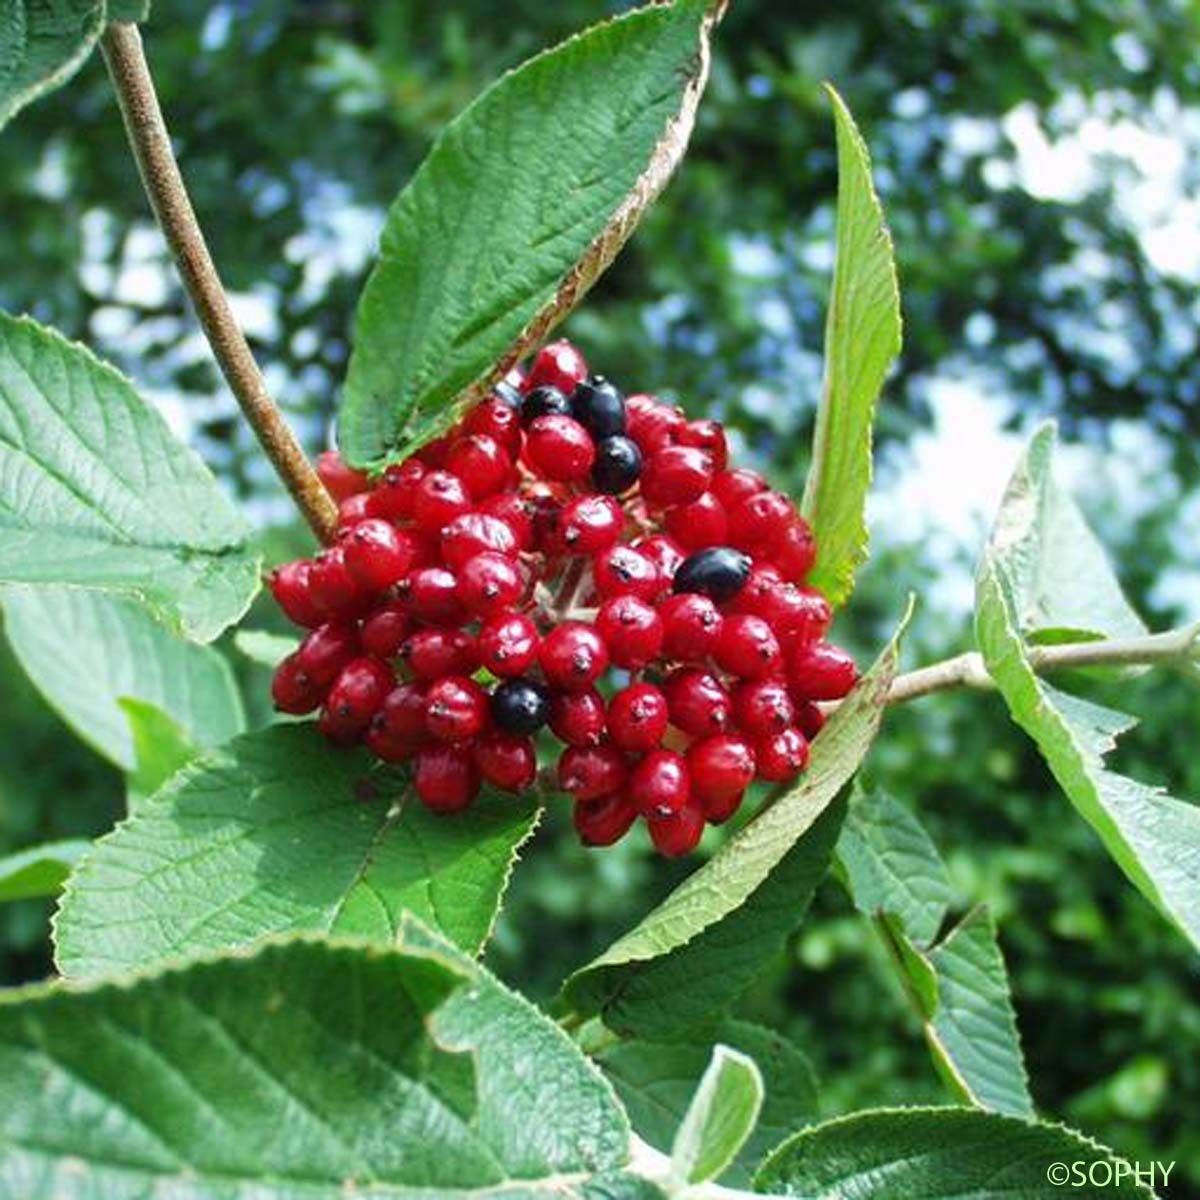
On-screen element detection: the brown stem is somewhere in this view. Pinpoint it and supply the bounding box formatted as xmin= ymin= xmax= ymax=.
xmin=101 ymin=24 xmax=338 ymax=545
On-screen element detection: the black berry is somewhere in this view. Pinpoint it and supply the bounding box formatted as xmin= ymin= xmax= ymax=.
xmin=521 ymin=385 xmax=572 ymax=426
xmin=491 ymin=676 xmax=551 ymax=735
xmin=672 ymin=546 xmax=751 ymax=603
xmin=571 ymin=376 xmax=626 ymax=439
xmin=592 ymin=435 xmax=643 ymax=494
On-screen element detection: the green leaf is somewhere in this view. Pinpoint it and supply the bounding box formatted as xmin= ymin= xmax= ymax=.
xmin=754 ymin=1107 xmax=1155 ymax=1198
xmin=120 ymin=697 xmax=198 ymax=806
xmin=107 ymin=0 xmax=148 ymax=19
xmin=0 ymin=0 xmax=103 ymax=132
xmin=670 ymin=1046 xmax=763 ymax=1185
xmin=0 ymin=934 xmax=636 ymax=1196
xmin=340 ymin=0 xmax=723 ymax=467
xmin=1 ymin=586 xmax=243 ymax=772
xmin=0 ymin=313 xmax=260 ymax=641
xmin=53 ymin=724 xmax=539 ymax=978
xmin=597 ymin=1021 xmax=817 ymax=1187
xmin=800 ymin=85 xmax=902 ymax=609
xmin=0 ymin=838 xmax=89 ymax=901
xmin=564 ymin=602 xmax=911 ymax=1035
xmin=233 ymin=627 xmax=298 ymax=667
xmin=977 ymin=426 xmax=1200 ymax=954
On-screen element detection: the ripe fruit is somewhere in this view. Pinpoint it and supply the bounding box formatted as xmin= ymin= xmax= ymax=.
xmin=592 ymin=435 xmax=643 ymax=494
xmin=490 ymin=677 xmax=551 ymax=735
xmin=571 ymin=376 xmax=626 ymax=439
xmin=521 ymin=385 xmax=573 ymax=424
xmin=672 ymin=546 xmax=751 ymax=603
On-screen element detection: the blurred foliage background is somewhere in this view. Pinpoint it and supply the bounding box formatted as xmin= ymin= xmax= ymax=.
xmin=2 ymin=0 xmax=1199 ymax=1186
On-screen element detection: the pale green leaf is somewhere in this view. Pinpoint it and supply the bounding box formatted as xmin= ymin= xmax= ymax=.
xmin=976 ymin=427 xmax=1200 ymax=954
xmin=120 ymin=697 xmax=198 ymax=808
xmin=233 ymin=627 xmax=298 ymax=668
xmin=340 ymin=0 xmax=723 ymax=466
xmin=754 ymin=1107 xmax=1155 ymax=1198
xmin=0 ymin=0 xmax=103 ymax=131
xmin=0 ymin=838 xmax=89 ymax=901
xmin=0 ymin=934 xmax=638 ymax=1196
xmin=0 ymin=314 xmax=260 ymax=640
xmin=1 ymin=586 xmax=243 ymax=772
xmin=564 ymin=602 xmax=912 ymax=1035
xmin=800 ymin=85 xmax=902 ymax=608
xmin=53 ymin=724 xmax=539 ymax=978
xmin=670 ymin=1046 xmax=763 ymax=1185
xmin=107 ymin=0 xmax=148 ymax=19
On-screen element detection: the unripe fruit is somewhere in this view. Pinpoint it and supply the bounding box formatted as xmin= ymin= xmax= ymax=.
xmin=665 ymin=492 xmax=728 ymax=551
xmin=755 ymin=727 xmax=810 ymax=782
xmin=296 ymin=623 xmax=359 ymax=687
xmin=271 ymin=654 xmax=323 ymax=714
xmin=732 ymin=678 xmax=795 ymax=736
xmin=526 ymin=340 xmax=589 ymax=395
xmin=641 ymin=445 xmax=714 ymax=507
xmin=403 ymin=567 xmax=466 ymax=627
xmin=415 ymin=744 xmax=479 ymax=813
xmin=593 ymin=545 xmax=661 ymax=601
xmin=473 ymin=733 xmax=537 ymax=792
xmin=629 ymin=749 xmax=690 ymax=819
xmin=458 ymin=551 xmax=524 ymax=617
xmin=714 ymin=613 xmax=783 ymax=680
xmin=478 ymin=612 xmax=540 ymax=677
xmin=596 ymin=594 xmax=663 ymax=669
xmin=316 ymin=450 xmax=370 ymax=502
xmin=540 ymin=621 xmax=610 ymax=692
xmin=344 ymin=519 xmax=417 ymax=591
xmin=368 ymin=459 xmax=425 ymax=520
xmin=727 ymin=489 xmax=793 ymax=550
xmin=413 ymin=470 xmax=472 ymax=535
xmin=711 ymin=468 xmax=766 ymax=510
xmin=574 ymin=792 xmax=639 ymax=847
xmin=789 ymin=641 xmax=858 ymax=701
xmin=319 ymin=657 xmax=393 ymax=743
xmin=558 ymin=745 xmax=629 ymax=801
xmin=268 ymin=560 xmax=324 ymax=628
xmin=607 ymin=683 xmax=669 ymax=752
xmin=525 ymin=414 xmax=596 ymax=482
xmin=400 ymin=627 xmax=479 ymax=680
xmin=445 ymin=433 xmax=511 ymax=500
xmin=687 ymin=735 xmax=755 ymax=820
xmin=549 ymin=689 xmax=607 ymax=747
xmin=663 ymin=669 xmax=733 ymax=737
xmin=647 ymin=803 xmax=706 ymax=857
xmin=658 ymin=593 xmax=724 ymax=662
xmin=559 ymin=495 xmax=624 ymax=555
xmin=425 ymin=675 xmax=489 ymax=743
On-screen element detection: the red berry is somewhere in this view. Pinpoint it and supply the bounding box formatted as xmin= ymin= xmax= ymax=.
xmin=360 ymin=603 xmax=411 ymax=659
xmin=634 ymin=534 xmax=685 ymax=589
xmin=268 ymin=560 xmax=323 ymax=628
xmin=663 ymin=669 xmax=733 ymax=737
xmin=714 ymin=614 xmax=783 ymax=680
xmin=526 ymin=339 xmax=589 ymax=395
xmin=687 ymin=734 xmax=756 ymax=822
xmin=398 ymin=566 xmax=463 ymax=627
xmin=628 ymin=402 xmax=685 ymax=455
xmin=712 ymin=468 xmax=766 ymax=511
xmin=525 ymin=414 xmax=596 ymax=482
xmin=732 ymin=678 xmax=795 ymax=736
xmin=425 ymin=675 xmax=490 ymax=743
xmin=337 ymin=492 xmax=373 ymax=529
xmin=441 ymin=512 xmax=519 ymax=569
xmin=365 ymin=681 xmax=430 ymax=761
xmin=593 ymin=545 xmax=661 ymax=601
xmin=309 ymin=546 xmax=369 ymax=619
xmin=647 ymin=803 xmax=706 ymax=857
xmin=658 ymin=593 xmax=724 ymax=662
xmin=727 ymin=490 xmax=794 ymax=551
xmin=458 ymin=551 xmax=524 ymax=618
xmin=607 ymin=683 xmax=669 ymax=753
xmin=480 ymin=493 xmax=535 ymax=551
xmin=343 ymin=519 xmax=418 ymax=590
xmin=446 ymin=434 xmax=512 ymax=500
xmin=296 ymin=623 xmax=359 ymax=688
xmin=548 ymin=688 xmax=607 ymax=747
xmin=319 ymin=657 xmax=393 ymax=743
xmin=417 ymin=434 xmax=453 ymax=468
xmin=559 ymin=495 xmax=623 ymax=555
xmin=789 ymin=642 xmax=858 ymax=701
xmin=540 ymin=621 xmax=610 ymax=692
xmin=755 ymin=727 xmax=810 ymax=782
xmin=665 ymin=492 xmax=728 ymax=551
xmin=316 ymin=450 xmax=369 ymax=502
xmin=464 ymin=396 xmax=523 ymax=456
xmin=271 ymin=654 xmax=323 ymax=714
xmin=558 ymin=745 xmax=628 ymax=801
xmin=795 ymin=700 xmax=826 ymax=740
xmin=413 ymin=470 xmax=472 ymax=536
xmin=414 ymin=744 xmax=479 ymax=813
xmin=368 ymin=459 xmax=425 ymax=521
xmin=478 ymin=612 xmax=540 ymax=677
xmin=733 ymin=577 xmax=829 ymax=651
xmin=770 ymin=518 xmax=817 ymax=581
xmin=596 ymin=595 xmax=663 ymax=669
xmin=574 ymin=792 xmax=638 ymax=847
xmin=629 ymin=749 xmax=690 ymax=819
xmin=677 ymin=420 xmax=728 ymax=473
xmin=641 ymin=445 xmax=714 ymax=507
xmin=473 ymin=732 xmax=537 ymax=792
xmin=400 ymin=627 xmax=479 ymax=680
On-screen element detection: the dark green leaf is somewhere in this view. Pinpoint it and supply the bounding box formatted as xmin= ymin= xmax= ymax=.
xmin=0 ymin=837 xmax=89 ymax=901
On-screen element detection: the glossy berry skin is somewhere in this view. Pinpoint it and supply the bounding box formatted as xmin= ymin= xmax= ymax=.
xmin=788 ymin=641 xmax=858 ymax=701
xmin=574 ymin=792 xmax=638 ymax=847
xmin=271 ymin=655 xmax=323 ymax=714
xmin=628 ymin=403 xmax=685 ymax=455
xmin=365 ymin=681 xmax=430 ymax=762
xmin=414 ymin=744 xmax=479 ymax=813
xmin=343 ymin=519 xmax=417 ymax=591
xmin=647 ymin=803 xmax=706 ymax=857
xmin=490 ymin=677 xmax=551 ymax=735
xmin=478 ymin=612 xmax=540 ymax=677
xmin=316 ymin=450 xmax=369 ymax=502
xmin=526 ymin=340 xmax=589 ymax=395
xmin=672 ymin=546 xmax=751 ymax=603
xmin=677 ymin=419 xmax=728 ymax=473
xmin=296 ymin=623 xmax=359 ymax=688
xmin=400 ymin=628 xmax=479 ymax=680
xmin=559 ymin=495 xmax=623 ymax=555
xmin=629 ymin=750 xmax=690 ymax=819
xmin=733 ymin=577 xmax=829 ymax=651
xmin=558 ymin=745 xmax=629 ymax=801
xmin=596 ymin=595 xmax=663 ymax=669
xmin=714 ymin=613 xmax=783 ymax=680
xmin=634 ymin=535 xmax=684 ymax=589
xmin=525 ymin=415 xmax=596 ymax=482
xmin=727 ymin=490 xmax=794 ymax=550
xmin=732 ymin=678 xmax=795 ymax=736
xmin=548 ymin=689 xmax=607 ymax=747
xmin=464 ymin=396 xmax=522 ymax=456
xmin=795 ymin=700 xmax=826 ymax=740
xmin=337 ymin=493 xmax=373 ymax=530
xmin=593 ymin=545 xmax=660 ymax=601
xmin=403 ymin=567 xmax=465 ymax=627
xmin=480 ymin=492 xmax=535 ymax=551
xmin=641 ymin=445 xmax=714 ymax=507
xmin=319 ymin=657 xmax=393 ymax=743
xmin=539 ymin=621 xmax=610 ymax=692
xmin=771 ymin=518 xmax=818 ymax=581
xmin=413 ymin=470 xmax=472 ymax=536
xmin=441 ymin=513 xmax=518 ymax=570
xmin=665 ymin=492 xmax=728 ymax=551
xmin=687 ymin=734 xmax=756 ymax=822
xmin=368 ymin=459 xmax=425 ymax=521
xmin=425 ymin=675 xmax=489 ymax=743
xmin=309 ymin=546 xmax=368 ymax=619
xmin=663 ymin=669 xmax=733 ymax=737
xmin=458 ymin=551 xmax=524 ymax=618
xmin=607 ymin=683 xmax=669 ymax=752
xmin=571 ymin=376 xmax=625 ymax=439
xmin=658 ymin=593 xmax=724 ymax=662
xmin=755 ymin=727 xmax=810 ymax=782
xmin=268 ymin=561 xmax=323 ymax=628
xmin=592 ymin=436 xmax=643 ymax=494
xmin=711 ymin=468 xmax=766 ymax=510
xmin=445 ymin=434 xmax=511 ymax=500
xmin=473 ymin=732 xmax=537 ymax=792
xmin=521 ymin=385 xmax=572 ymax=425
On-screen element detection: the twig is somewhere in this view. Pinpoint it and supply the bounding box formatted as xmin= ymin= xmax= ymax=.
xmin=101 ymin=24 xmax=338 ymax=545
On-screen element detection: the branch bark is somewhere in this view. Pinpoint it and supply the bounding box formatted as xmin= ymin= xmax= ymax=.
xmin=101 ymin=23 xmax=338 ymax=545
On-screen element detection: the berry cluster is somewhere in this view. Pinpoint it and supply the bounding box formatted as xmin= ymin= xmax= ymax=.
xmin=269 ymin=340 xmax=857 ymax=856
